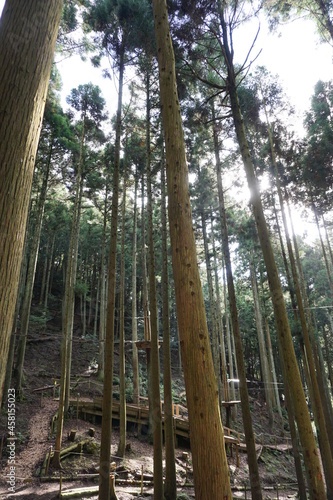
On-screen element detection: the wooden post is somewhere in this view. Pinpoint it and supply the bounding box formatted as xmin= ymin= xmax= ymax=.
xmin=45 ymin=446 xmax=52 ymax=476
xmin=59 ymin=473 xmax=62 ymax=496
xmin=76 ymin=393 xmax=79 ymax=429
xmin=141 ymin=465 xmax=143 ymax=495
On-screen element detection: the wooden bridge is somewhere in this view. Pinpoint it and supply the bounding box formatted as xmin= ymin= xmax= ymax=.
xmin=69 ymin=396 xmax=241 ymax=466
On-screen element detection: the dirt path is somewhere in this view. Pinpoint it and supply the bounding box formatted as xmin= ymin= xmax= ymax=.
xmin=0 ymin=398 xmax=58 ymax=497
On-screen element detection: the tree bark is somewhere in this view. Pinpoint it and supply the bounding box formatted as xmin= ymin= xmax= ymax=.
xmin=161 ymin=150 xmax=177 ymax=500
xmin=117 ymin=152 xmax=127 ymax=458
xmin=132 ymin=169 xmax=140 ymax=406
xmin=152 ymin=1 xmax=232 ymax=497
xmin=214 ymin=107 xmax=262 ymax=499
xmin=201 ymin=210 xmax=223 ymax=412
xmin=98 ymin=38 xmax=124 ymax=500
xmin=146 ymin=68 xmax=164 ymax=500
xmin=0 ymin=0 xmax=63 ymax=407
xmin=16 ymin=147 xmax=52 ymax=398
xmin=250 ymin=260 xmax=274 ymax=427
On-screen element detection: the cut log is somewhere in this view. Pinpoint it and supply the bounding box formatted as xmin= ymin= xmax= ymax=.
xmin=68 ymin=430 xmax=76 ymax=442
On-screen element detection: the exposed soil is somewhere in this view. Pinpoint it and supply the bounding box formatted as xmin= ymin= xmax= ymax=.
xmin=0 ymin=311 xmax=300 ymax=499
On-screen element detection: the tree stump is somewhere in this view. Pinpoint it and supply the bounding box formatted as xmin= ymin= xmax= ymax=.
xmin=110 ymin=474 xmax=118 ymax=500
xmin=68 ymin=430 xmax=76 ymax=442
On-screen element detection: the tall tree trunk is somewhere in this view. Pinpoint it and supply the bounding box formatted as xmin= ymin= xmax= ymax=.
xmin=161 ymin=149 xmax=177 ymax=500
xmin=64 ymin=136 xmax=84 ymax=415
xmin=201 ymin=210 xmax=223 ymax=411
xmin=211 ymin=212 xmax=230 ymax=407
xmin=266 ymin=91 xmax=333 ymax=489
xmin=146 ymin=68 xmax=164 ymax=499
xmin=152 ymin=2 xmax=232 ymax=497
xmin=322 ymin=215 xmax=333 ymax=269
xmin=53 ymin=132 xmax=84 ymax=468
xmin=98 ymin=38 xmax=124 ymax=500
xmin=44 ymin=232 xmax=56 ymax=314
xmin=313 ymin=202 xmax=333 ymax=297
xmin=250 ymin=260 xmax=274 ymax=426
xmin=218 ymin=5 xmax=326 ymax=496
xmin=0 ymin=0 xmax=63 ymax=407
xmin=15 ymin=153 xmax=52 ymax=398
xmin=132 ymin=169 xmax=140 ymax=406
xmin=213 ymin=105 xmax=262 ymax=499
xmin=323 ymin=326 xmax=333 ymax=396
xmin=287 ymin=195 xmax=333 ymax=449
xmin=39 ymin=238 xmax=49 ymax=306
xmin=117 ymin=154 xmax=127 ymax=458
xmin=141 ymin=173 xmax=153 ymax=435
xmin=98 ymin=187 xmax=108 ymax=379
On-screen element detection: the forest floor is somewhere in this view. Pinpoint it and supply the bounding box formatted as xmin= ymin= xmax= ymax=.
xmin=0 ymin=310 xmax=302 ymax=499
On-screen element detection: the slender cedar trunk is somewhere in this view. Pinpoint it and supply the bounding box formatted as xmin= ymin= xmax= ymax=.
xmin=141 ymin=174 xmax=153 ymax=434
xmin=201 ymin=210 xmax=223 ymax=411
xmin=82 ymin=252 xmax=88 ymax=338
xmin=313 ymin=202 xmax=333 ymax=297
xmin=259 ymin=271 xmax=283 ymax=422
xmin=146 ymin=69 xmax=164 ymax=499
xmin=2 ymin=236 xmax=28 ymax=410
xmin=218 ymin=6 xmax=326 ymax=496
xmin=16 ymin=151 xmax=52 ymax=398
xmin=249 ymin=261 xmax=274 ymax=427
xmin=117 ymin=153 xmax=127 ymax=458
xmin=211 ymin=211 xmax=230 ymax=405
xmin=132 ymin=170 xmax=140 ymax=406
xmin=280 ymin=353 xmax=308 ymax=500
xmin=287 ymin=195 xmax=333 ymax=447
xmin=152 ymin=2 xmax=232 ymax=497
xmin=323 ymin=327 xmax=333 ymax=396
xmin=0 ymin=0 xmax=62 ymax=407
xmin=64 ymin=136 xmax=84 ymax=415
xmin=161 ymin=151 xmax=177 ymax=500
xmin=214 ymin=108 xmax=262 ymax=499
xmin=53 ymin=139 xmax=84 ymax=468
xmin=98 ymin=38 xmax=124 ymax=500
xmin=98 ymin=187 xmax=108 ymax=379
xmin=39 ymin=238 xmax=49 ymax=306
xmin=268 ymin=108 xmax=333 ymax=490
xmin=322 ymin=215 xmax=333 ymax=268
xmin=94 ymin=275 xmax=100 ymax=339
xmin=272 ymin=196 xmax=298 ymax=322
xmin=222 ymin=258 xmax=236 ymax=407
xmin=44 ymin=232 xmax=56 ymax=314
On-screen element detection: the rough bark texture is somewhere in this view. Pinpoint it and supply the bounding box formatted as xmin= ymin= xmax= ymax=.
xmin=117 ymin=160 xmax=127 ymax=458
xmin=146 ymin=71 xmax=164 ymax=499
xmin=132 ymin=172 xmax=140 ymax=405
xmin=99 ymin=41 xmax=124 ymax=500
xmin=250 ymin=261 xmax=274 ymax=426
xmin=0 ymin=0 xmax=63 ymax=407
xmin=152 ymin=1 xmax=232 ymax=497
xmin=161 ymin=154 xmax=177 ymax=500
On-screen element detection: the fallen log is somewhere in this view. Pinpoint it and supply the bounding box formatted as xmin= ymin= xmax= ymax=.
xmin=60 ymin=474 xmax=117 ymax=499
xmin=32 ymin=385 xmax=54 ymax=393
